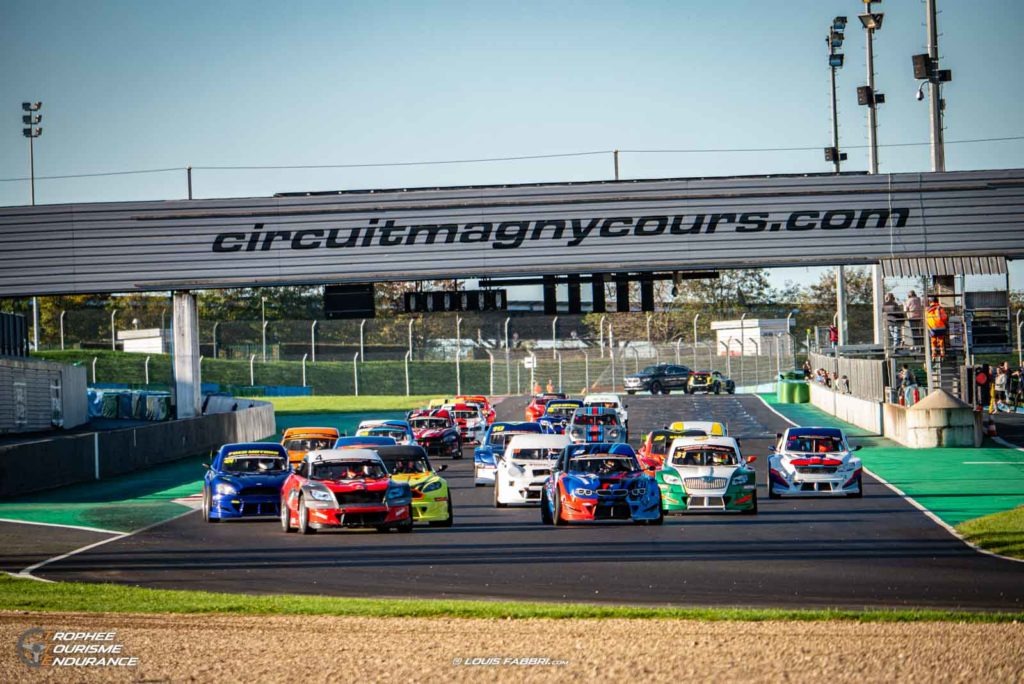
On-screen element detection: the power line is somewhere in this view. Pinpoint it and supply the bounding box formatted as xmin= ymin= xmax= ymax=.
xmin=1 ymin=136 xmax=1021 ymax=183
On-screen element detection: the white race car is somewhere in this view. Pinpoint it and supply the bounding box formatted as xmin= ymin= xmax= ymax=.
xmin=493 ymin=433 xmax=571 ymax=507
xmin=583 ymin=393 xmax=629 ymax=433
xmin=768 ymin=427 xmax=863 ymax=498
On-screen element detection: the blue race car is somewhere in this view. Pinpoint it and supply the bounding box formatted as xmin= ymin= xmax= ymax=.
xmin=473 ymin=421 xmax=544 ymax=486
xmin=536 ymin=399 xmax=584 ymax=434
xmin=203 ymin=442 xmax=291 ymax=522
xmin=567 ymin=406 xmax=627 ymax=444
xmin=541 ymin=443 xmax=662 ymax=525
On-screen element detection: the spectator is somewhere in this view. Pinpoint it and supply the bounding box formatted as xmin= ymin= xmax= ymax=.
xmin=904 ymin=290 xmax=923 ymax=348
xmin=974 ymin=365 xmax=991 ymax=408
xmin=838 ymin=375 xmax=851 ymax=394
xmin=883 ymin=293 xmax=905 ymax=349
xmin=925 ymin=296 xmax=949 ymax=361
xmin=898 ymin=364 xmax=917 ymax=388
xmin=994 ymin=366 xmax=1008 ymax=406
xmin=828 ymin=325 xmax=839 ymax=348
xmin=802 ymin=359 xmax=812 ymax=379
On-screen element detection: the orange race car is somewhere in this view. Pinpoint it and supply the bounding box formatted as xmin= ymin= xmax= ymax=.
xmin=636 ymin=429 xmax=687 ymax=471
xmin=524 ymin=392 xmax=567 ymax=422
xmin=281 ymin=427 xmax=341 ymax=466
xmin=455 ymin=395 xmax=496 ymax=424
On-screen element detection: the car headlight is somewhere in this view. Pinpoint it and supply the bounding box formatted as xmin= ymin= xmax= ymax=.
xmin=422 ymin=480 xmax=443 ymax=493
xmin=662 ymin=473 xmax=682 ymax=486
xmin=572 ymin=488 xmax=594 ymax=497
xmin=215 ymin=483 xmax=237 ymax=496
xmin=607 ymin=428 xmax=620 ymax=438
xmin=731 ymin=474 xmax=748 ymax=486
xmin=508 ymin=464 xmax=524 ymax=477
xmin=629 ymin=487 xmax=646 ymax=497
xmin=307 ymin=488 xmax=334 ymax=502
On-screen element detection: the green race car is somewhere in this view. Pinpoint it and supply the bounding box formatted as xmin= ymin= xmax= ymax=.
xmin=655 ymin=435 xmax=757 ymax=514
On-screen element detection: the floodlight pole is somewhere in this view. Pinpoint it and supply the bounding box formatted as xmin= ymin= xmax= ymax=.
xmin=926 ymin=0 xmax=945 ymax=172
xmin=864 ymin=2 xmax=880 ymax=176
xmin=828 ymin=33 xmax=842 ymax=173
xmin=504 ymin=316 xmax=511 ymax=395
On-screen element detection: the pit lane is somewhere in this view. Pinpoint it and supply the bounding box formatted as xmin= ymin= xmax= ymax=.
xmin=19 ymin=395 xmax=1024 ymax=610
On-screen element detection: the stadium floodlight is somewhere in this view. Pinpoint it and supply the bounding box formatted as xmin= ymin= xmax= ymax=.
xmin=858 ymin=13 xmax=883 ymax=30
xmin=833 ymin=16 xmax=847 ymax=30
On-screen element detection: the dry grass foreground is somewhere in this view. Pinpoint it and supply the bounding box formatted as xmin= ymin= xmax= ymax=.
xmin=0 ymin=611 xmax=1022 ymax=683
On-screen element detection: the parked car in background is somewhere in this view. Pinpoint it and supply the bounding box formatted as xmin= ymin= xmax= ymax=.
xmin=624 ymin=363 xmax=691 ymax=395
xmin=686 ymin=370 xmax=735 ymax=395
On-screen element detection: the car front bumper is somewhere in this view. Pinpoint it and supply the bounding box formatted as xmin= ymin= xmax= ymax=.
xmin=212 ymin=494 xmax=280 ymax=519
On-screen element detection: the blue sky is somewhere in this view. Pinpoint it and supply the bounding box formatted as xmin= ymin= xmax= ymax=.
xmin=1 ymin=0 xmax=1022 ymax=289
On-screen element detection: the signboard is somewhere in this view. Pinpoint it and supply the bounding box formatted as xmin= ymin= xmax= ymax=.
xmin=1 ymin=169 xmax=1023 ymax=296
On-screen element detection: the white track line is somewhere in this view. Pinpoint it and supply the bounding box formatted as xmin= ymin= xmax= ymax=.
xmin=0 ymin=517 xmax=122 ymax=536
xmin=754 ymin=395 xmax=1024 ymax=565
xmin=18 ymin=508 xmax=199 ymax=579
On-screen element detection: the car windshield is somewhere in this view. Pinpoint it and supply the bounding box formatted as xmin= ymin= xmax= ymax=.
xmin=785 ymin=436 xmax=843 ymax=454
xmin=220 ymin=456 xmax=287 ymax=473
xmin=411 ymin=418 xmax=448 ymax=430
xmin=379 ymin=455 xmax=431 ymax=474
xmin=488 ymin=430 xmax=530 ymax=447
xmin=369 ymin=428 xmax=407 ymax=441
xmin=574 ymin=414 xmax=620 ymax=426
xmin=669 ymin=446 xmax=739 ymax=467
xmin=454 ymin=410 xmax=477 ymax=420
xmin=649 ymin=433 xmax=684 ymax=456
xmin=640 ymin=366 xmax=661 ymax=374
xmin=510 ymin=447 xmax=562 ymax=461
xmin=568 ymin=455 xmax=639 ymax=474
xmin=311 ymin=459 xmax=387 ymax=480
xmin=587 ymin=401 xmax=619 ymax=409
xmin=282 ymin=438 xmax=335 ymax=452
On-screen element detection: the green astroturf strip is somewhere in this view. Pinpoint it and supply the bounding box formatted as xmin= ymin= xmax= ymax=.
xmin=759 ymin=393 xmax=1024 ymax=527
xmin=0 ymin=575 xmax=1020 ymax=622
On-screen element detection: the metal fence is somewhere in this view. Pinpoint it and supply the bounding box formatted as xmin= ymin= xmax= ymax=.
xmin=807 ymin=351 xmax=887 ymax=402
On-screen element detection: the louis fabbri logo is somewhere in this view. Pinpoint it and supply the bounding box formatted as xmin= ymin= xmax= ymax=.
xmin=210 ymin=208 xmax=910 ymax=253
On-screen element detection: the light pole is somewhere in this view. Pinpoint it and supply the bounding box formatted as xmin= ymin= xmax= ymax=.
xmin=31 ymin=297 xmax=39 ymax=351
xmin=249 ymin=354 xmax=256 ymax=385
xmin=110 ymin=310 xmax=118 ymax=350
xmin=404 ymin=350 xmax=412 ymax=396
xmin=914 ymin=0 xmax=951 ymax=172
xmin=212 ymin=321 xmax=220 ymax=359
xmin=311 ymin=319 xmax=318 ymax=363
xmin=739 ymin=313 xmax=747 ymax=386
xmin=486 ymin=350 xmax=495 ymax=396
xmin=551 ymin=316 xmax=559 ymax=360
xmin=353 ymin=352 xmax=360 ymax=396
xmin=646 ymin=313 xmax=652 ymax=348
xmin=455 ymin=316 xmax=463 ymax=395
xmin=408 ymin=318 xmax=415 ymax=360
xmin=59 ymin=310 xmax=66 ymax=350
xmin=21 ymin=102 xmax=42 ymax=205
xmin=301 ymin=353 xmax=308 ymax=387
xmin=599 ymin=315 xmax=607 ymax=358
xmin=504 ymin=316 xmax=511 ymax=395
xmin=858 ymin=4 xmax=885 ymax=175
xmin=260 ymin=296 xmax=267 ymax=362
xmin=692 ymin=313 xmax=700 ymax=368
xmin=359 ymin=319 xmax=367 ymax=362
xmin=824 ymin=18 xmax=848 ymax=171
xmin=609 ymin=325 xmax=616 ymax=391
xmin=582 ymin=349 xmax=590 ymax=392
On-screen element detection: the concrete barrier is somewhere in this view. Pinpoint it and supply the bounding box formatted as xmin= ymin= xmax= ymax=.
xmin=808 ymin=383 xmax=883 ymax=434
xmin=883 ymin=390 xmax=982 ymax=448
xmin=0 ymin=400 xmax=275 ymax=498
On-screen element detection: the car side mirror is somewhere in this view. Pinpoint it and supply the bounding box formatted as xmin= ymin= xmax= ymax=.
xmin=202 ymin=463 xmax=210 ymax=469
xmin=746 ymin=455 xmax=758 ymax=464
xmin=776 ymin=432 xmax=783 ymax=439
xmin=437 ymin=464 xmax=449 ymax=472
xmin=767 ymin=446 xmax=776 ymax=453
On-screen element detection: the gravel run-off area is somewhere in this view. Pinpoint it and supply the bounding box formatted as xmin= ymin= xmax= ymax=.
xmin=1 ymin=611 xmax=1022 ymax=682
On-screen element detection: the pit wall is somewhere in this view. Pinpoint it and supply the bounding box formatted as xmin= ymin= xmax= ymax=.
xmin=882 ymin=402 xmax=983 ymax=448
xmin=0 ymin=399 xmax=275 ymax=498
xmin=808 ymin=382 xmax=883 ymax=434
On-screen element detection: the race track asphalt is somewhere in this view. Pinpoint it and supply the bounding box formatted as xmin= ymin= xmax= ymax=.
xmin=22 ymin=395 xmax=1024 ymax=610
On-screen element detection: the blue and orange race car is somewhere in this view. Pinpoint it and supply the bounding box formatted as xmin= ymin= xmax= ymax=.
xmin=541 ymin=443 xmax=662 ymax=525
xmin=203 ymin=442 xmax=291 ymax=522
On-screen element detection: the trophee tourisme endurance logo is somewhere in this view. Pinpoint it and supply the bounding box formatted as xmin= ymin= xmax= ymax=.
xmin=16 ymin=628 xmax=139 ymax=669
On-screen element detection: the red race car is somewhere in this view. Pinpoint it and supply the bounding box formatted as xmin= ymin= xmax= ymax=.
xmin=636 ymin=429 xmax=687 ymax=471
xmin=409 ymin=409 xmax=463 ymax=459
xmin=455 ymin=395 xmax=496 ymax=424
xmin=280 ymin=448 xmax=413 ymax=534
xmin=524 ymin=392 xmax=567 ymax=422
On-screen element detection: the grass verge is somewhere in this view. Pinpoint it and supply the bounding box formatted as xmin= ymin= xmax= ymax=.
xmin=0 ymin=576 xmax=1020 ymax=622
xmin=956 ymin=506 xmax=1024 ymax=560
xmin=254 ymin=395 xmax=440 ymax=414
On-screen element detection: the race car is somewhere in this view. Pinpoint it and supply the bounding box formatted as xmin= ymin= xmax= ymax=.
xmin=686 ymin=370 xmax=735 ymax=395
xmin=537 ymin=399 xmax=584 ymax=434
xmin=203 ymin=443 xmax=291 ymax=522
xmin=668 ymin=420 xmax=728 ymax=437
xmin=474 ymin=421 xmax=545 ymax=486
xmin=567 ymin=406 xmax=627 ymax=444
xmin=655 ymin=435 xmax=757 ymax=514
xmin=768 ymin=427 xmax=863 ymax=498
xmin=636 ymin=428 xmax=688 ymax=470
xmin=447 ymin=402 xmax=487 ymax=444
xmin=280 ymin=448 xmax=413 ymax=534
xmin=494 ymin=433 xmax=571 ymax=507
xmin=408 ymin=409 xmax=462 ymax=459
xmin=454 ymin=395 xmax=496 ymax=424
xmin=541 ymin=442 xmax=662 ymax=525
xmin=356 ymin=420 xmax=416 ymax=446
xmin=280 ymin=427 xmax=340 ymax=466
xmin=524 ymin=392 xmax=567 ymax=422
xmin=582 ymin=393 xmax=628 ymax=432
xmin=334 ymin=435 xmax=397 ymax=449
xmin=375 ymin=445 xmax=453 ymax=526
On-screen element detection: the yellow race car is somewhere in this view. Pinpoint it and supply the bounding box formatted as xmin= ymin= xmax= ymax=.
xmin=374 ymin=445 xmax=453 ymax=526
xmin=668 ymin=421 xmax=728 ymax=437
